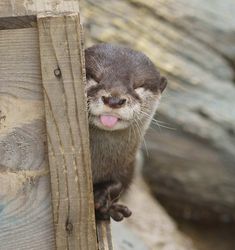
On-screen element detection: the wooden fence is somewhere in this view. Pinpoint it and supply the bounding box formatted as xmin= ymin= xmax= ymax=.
xmin=0 ymin=1 xmax=112 ymax=249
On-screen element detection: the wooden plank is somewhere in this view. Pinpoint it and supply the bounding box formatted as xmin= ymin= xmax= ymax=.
xmin=37 ymin=13 xmax=97 ymax=249
xmin=0 ymin=0 xmax=79 ymax=17
xmin=0 ymin=16 xmax=36 ymax=30
xmin=0 ymin=0 xmax=79 ymax=29
xmin=0 ymin=28 xmax=55 ymax=249
xmin=97 ymin=221 xmax=113 ymax=250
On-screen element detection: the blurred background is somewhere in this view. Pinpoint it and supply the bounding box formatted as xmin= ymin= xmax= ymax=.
xmin=80 ymin=1 xmax=235 ymax=249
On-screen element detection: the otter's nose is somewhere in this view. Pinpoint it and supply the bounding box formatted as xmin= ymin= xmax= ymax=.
xmin=101 ymin=96 xmax=127 ymax=109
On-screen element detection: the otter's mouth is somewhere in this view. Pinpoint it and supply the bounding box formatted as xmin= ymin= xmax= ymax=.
xmin=100 ymin=115 xmax=120 ymax=128
xmin=89 ymin=112 xmax=130 ymax=130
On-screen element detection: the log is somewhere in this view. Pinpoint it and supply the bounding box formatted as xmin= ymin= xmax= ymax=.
xmin=81 ymin=0 xmax=235 ymax=222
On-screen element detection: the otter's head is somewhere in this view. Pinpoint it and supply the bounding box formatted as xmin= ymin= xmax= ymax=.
xmin=85 ymin=44 xmax=167 ymax=131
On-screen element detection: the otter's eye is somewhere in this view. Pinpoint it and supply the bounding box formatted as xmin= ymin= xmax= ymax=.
xmin=119 ymin=99 xmax=126 ymax=105
xmin=87 ymin=74 xmax=100 ymax=83
xmin=86 ymin=68 xmax=102 ymax=83
xmin=133 ymin=81 xmax=145 ymax=89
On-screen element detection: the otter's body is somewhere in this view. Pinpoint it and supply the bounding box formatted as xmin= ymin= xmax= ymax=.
xmin=90 ymin=125 xmax=138 ymax=189
xmin=85 ymin=43 xmax=167 ymax=221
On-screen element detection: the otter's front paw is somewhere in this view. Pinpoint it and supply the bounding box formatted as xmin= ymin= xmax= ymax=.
xmin=94 ymin=186 xmax=111 ymax=221
xmin=94 ymin=187 xmax=110 ymax=212
xmin=94 ymin=182 xmax=131 ymax=221
xmin=94 ymin=182 xmax=122 ymax=210
xmin=96 ymin=203 xmax=132 ymax=222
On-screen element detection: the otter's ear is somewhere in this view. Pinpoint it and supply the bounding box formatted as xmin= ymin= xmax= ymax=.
xmin=159 ymin=76 xmax=167 ymax=93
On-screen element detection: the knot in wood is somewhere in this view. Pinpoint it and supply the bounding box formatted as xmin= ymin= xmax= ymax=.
xmin=54 ymin=68 xmax=61 ymax=78
xmin=66 ymin=219 xmax=73 ymax=234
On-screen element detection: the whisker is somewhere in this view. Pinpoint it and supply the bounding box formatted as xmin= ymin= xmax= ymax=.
xmin=133 ymin=117 xmax=149 ymax=157
xmin=138 ymin=110 xmax=162 ymax=131
xmin=139 ymin=109 xmax=175 ymax=130
xmin=150 ymin=121 xmax=176 ymax=130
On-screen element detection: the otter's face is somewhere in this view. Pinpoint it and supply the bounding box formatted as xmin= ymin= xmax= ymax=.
xmin=86 ymin=79 xmax=162 ymax=131
xmin=85 ymin=44 xmax=167 ymax=131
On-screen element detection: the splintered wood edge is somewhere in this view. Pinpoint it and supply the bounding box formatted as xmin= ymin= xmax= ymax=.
xmin=97 ymin=220 xmax=114 ymax=250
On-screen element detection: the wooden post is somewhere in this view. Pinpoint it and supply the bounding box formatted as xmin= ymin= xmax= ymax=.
xmin=37 ymin=13 xmax=97 ymax=249
xmin=97 ymin=221 xmax=113 ymax=250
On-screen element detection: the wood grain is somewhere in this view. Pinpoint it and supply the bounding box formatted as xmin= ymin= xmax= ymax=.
xmin=0 ymin=0 xmax=79 ymax=29
xmin=38 ymin=14 xmax=97 ymax=250
xmin=97 ymin=221 xmax=113 ymax=250
xmin=0 ymin=28 xmax=55 ymax=250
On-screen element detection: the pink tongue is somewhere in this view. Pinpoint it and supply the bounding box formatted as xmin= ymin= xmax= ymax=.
xmin=100 ymin=115 xmax=118 ymax=128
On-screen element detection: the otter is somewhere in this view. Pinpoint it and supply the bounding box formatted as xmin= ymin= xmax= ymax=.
xmin=85 ymin=44 xmax=167 ymax=221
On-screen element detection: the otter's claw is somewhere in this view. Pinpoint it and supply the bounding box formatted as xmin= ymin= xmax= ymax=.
xmin=94 ymin=181 xmax=131 ymax=221
xmin=109 ymin=204 xmax=132 ymax=221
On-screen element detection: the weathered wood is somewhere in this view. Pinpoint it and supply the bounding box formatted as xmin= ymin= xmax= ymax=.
xmin=0 ymin=0 xmax=79 ymax=15
xmin=0 ymin=16 xmax=37 ymax=30
xmin=82 ymin=0 xmax=235 ymax=222
xmin=0 ymin=28 xmax=55 ymax=249
xmin=0 ymin=0 xmax=79 ymax=29
xmin=38 ymin=14 xmax=97 ymax=249
xmin=97 ymin=221 xmax=113 ymax=250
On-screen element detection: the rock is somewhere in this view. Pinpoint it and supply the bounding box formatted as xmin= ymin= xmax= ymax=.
xmin=81 ymin=0 xmax=235 ymax=222
xmin=114 ymin=174 xmax=196 ymax=250
xmin=144 ymin=127 xmax=235 ymax=222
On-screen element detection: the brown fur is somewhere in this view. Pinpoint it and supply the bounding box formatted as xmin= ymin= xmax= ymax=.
xmin=85 ymin=43 xmax=167 ymax=221
xmin=90 ymin=125 xmax=138 ymax=188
